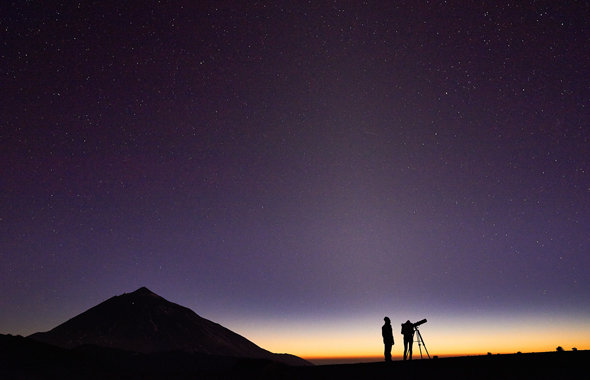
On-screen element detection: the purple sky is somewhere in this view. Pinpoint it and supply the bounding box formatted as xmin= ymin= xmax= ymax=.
xmin=2 ymin=1 xmax=589 ymax=355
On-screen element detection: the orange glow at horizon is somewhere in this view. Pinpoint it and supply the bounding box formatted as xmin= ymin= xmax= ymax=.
xmin=228 ymin=312 xmax=590 ymax=360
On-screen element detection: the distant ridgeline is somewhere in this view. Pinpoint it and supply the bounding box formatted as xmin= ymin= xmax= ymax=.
xmin=27 ymin=287 xmax=309 ymax=366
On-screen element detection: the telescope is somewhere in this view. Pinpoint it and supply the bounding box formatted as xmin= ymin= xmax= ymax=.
xmin=411 ymin=319 xmax=430 ymax=359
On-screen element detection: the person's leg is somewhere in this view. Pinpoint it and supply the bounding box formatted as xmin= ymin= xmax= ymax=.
xmin=384 ymin=342 xmax=392 ymax=362
xmin=403 ymin=339 xmax=408 ymax=360
xmin=408 ymin=340 xmax=413 ymax=360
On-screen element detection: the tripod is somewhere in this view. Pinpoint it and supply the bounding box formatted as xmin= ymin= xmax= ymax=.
xmin=414 ymin=326 xmax=431 ymax=359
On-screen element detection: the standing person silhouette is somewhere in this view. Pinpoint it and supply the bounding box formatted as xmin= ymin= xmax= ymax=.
xmin=401 ymin=320 xmax=414 ymax=360
xmin=382 ymin=317 xmax=394 ymax=362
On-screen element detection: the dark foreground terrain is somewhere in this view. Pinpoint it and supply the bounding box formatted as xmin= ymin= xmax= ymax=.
xmin=288 ymin=351 xmax=586 ymax=380
xmin=1 ymin=334 xmax=586 ymax=379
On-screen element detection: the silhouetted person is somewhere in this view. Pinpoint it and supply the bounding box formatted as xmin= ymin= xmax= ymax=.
xmin=382 ymin=317 xmax=394 ymax=362
xmin=401 ymin=320 xmax=414 ymax=360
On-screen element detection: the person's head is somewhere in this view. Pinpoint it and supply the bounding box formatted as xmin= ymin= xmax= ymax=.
xmin=384 ymin=317 xmax=390 ymax=324
xmin=406 ymin=320 xmax=411 ymax=324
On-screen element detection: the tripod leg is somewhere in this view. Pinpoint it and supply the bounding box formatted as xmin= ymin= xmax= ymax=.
xmin=416 ymin=334 xmax=423 ymax=359
xmin=415 ymin=329 xmax=431 ymax=359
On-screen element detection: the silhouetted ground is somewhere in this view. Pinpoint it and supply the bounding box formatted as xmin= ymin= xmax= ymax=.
xmin=281 ymin=351 xmax=586 ymax=380
xmin=1 ymin=334 xmax=586 ymax=379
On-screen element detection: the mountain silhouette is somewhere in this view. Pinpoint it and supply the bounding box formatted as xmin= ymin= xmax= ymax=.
xmin=28 ymin=287 xmax=309 ymax=366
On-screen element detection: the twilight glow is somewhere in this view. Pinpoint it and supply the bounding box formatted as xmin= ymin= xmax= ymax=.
xmin=2 ymin=1 xmax=589 ymax=363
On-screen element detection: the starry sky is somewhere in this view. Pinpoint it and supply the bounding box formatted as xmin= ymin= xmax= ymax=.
xmin=2 ymin=1 xmax=590 ymax=360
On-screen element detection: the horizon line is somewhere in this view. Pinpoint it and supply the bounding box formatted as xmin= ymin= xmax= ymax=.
xmin=302 ymin=349 xmax=584 ymax=363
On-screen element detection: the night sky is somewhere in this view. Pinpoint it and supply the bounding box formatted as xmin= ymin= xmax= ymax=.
xmin=2 ymin=1 xmax=590 ymax=360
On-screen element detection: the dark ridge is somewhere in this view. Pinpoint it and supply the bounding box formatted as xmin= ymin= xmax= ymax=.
xmin=28 ymin=288 xmax=310 ymax=367
xmin=130 ymin=286 xmax=158 ymax=296
xmin=0 ymin=333 xmax=295 ymax=379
